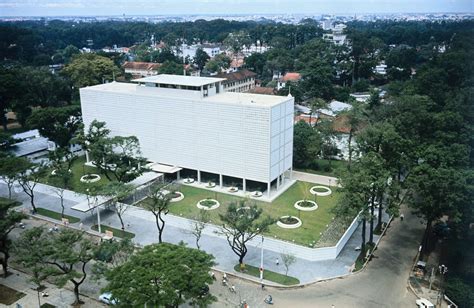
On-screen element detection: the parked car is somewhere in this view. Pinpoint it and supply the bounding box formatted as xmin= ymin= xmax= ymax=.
xmin=99 ymin=292 xmax=117 ymax=305
xmin=416 ymin=298 xmax=435 ymax=308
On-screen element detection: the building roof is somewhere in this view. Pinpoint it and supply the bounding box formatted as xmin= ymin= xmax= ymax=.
xmin=81 ymin=82 xmax=291 ymax=107
xmin=249 ymin=87 xmax=276 ymax=95
xmin=281 ymin=72 xmax=302 ymax=82
xmin=131 ymin=74 xmax=226 ymax=87
xmin=216 ymin=69 xmax=257 ymax=83
xmin=204 ymin=91 xmax=290 ymax=107
xmin=319 ymin=100 xmax=352 ymax=117
xmin=10 ymin=137 xmax=49 ymax=157
xmin=123 ymin=61 xmax=161 ymax=71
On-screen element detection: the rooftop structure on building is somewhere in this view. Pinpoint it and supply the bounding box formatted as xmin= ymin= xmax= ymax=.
xmin=80 ymin=74 xmax=295 ymax=200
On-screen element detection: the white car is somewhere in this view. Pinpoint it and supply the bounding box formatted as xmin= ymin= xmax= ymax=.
xmin=99 ymin=292 xmax=117 ymax=305
xmin=416 ymin=298 xmax=434 ymax=308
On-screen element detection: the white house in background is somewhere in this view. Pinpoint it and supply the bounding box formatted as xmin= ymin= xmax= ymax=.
xmin=374 ymin=62 xmax=388 ymax=75
xmin=179 ymin=44 xmax=222 ymax=60
xmin=319 ymin=100 xmax=352 ymax=118
xmin=277 ymin=72 xmax=302 ymax=90
xmin=80 ymin=74 xmax=294 ymax=199
xmin=350 ymin=92 xmax=371 ymax=103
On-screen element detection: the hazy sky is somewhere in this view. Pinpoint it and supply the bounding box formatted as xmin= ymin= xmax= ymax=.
xmin=0 ymin=0 xmax=472 ymax=16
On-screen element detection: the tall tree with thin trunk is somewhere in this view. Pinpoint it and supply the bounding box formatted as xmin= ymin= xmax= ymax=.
xmin=143 ymin=185 xmax=172 ymax=243
xmin=101 ymin=182 xmax=133 ymax=231
xmin=217 ymin=201 xmax=274 ymax=267
xmin=17 ymin=164 xmax=44 ymax=213
xmin=189 ymin=209 xmax=209 ymax=250
xmin=281 ymin=252 xmax=296 ymax=277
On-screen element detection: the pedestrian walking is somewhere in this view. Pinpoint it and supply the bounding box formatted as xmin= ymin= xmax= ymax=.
xmin=275 ymin=258 xmax=279 ymax=266
xmin=400 ymin=213 xmax=404 ymax=221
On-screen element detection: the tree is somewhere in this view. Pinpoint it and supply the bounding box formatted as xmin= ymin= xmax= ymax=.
xmin=26 ymin=105 xmax=82 ymax=149
xmin=194 ymin=48 xmax=210 ymax=70
xmin=62 ymin=53 xmax=122 ymax=90
xmin=281 ymin=252 xmax=296 ymax=277
xmin=42 ymin=229 xmax=97 ymax=305
xmin=308 ymin=98 xmax=327 ymax=126
xmin=0 ymin=156 xmax=31 ymax=199
xmin=217 ymin=201 xmax=274 ymax=267
xmin=316 ymin=118 xmax=338 ymax=169
xmin=104 ymin=242 xmax=216 ymax=307
xmin=0 ymin=199 xmax=27 ymax=277
xmin=17 ymin=164 xmax=44 ymax=213
xmin=339 ymin=101 xmax=366 ymax=168
xmin=142 ymin=185 xmax=172 ymax=243
xmin=159 ymin=60 xmax=184 ymax=75
xmin=101 ymin=182 xmax=134 ymax=231
xmin=189 ymin=209 xmax=209 ymax=250
xmin=0 ymin=67 xmax=21 ymax=130
xmin=292 ymin=121 xmax=322 ymax=169
xmin=78 ymin=120 xmax=146 ymax=183
xmin=14 ymin=227 xmax=52 ymax=306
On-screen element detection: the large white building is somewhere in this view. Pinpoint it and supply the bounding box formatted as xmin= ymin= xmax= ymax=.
xmin=80 ymin=75 xmax=294 ymax=198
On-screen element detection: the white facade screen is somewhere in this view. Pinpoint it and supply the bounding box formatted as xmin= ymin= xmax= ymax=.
xmin=80 ymin=82 xmax=294 ymax=184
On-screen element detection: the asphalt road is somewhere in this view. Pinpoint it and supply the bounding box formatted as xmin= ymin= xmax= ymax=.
xmin=211 ymin=206 xmax=425 ymax=308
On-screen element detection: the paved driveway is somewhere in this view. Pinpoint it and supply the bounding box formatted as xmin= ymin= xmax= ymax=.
xmin=210 ymin=206 xmax=424 ymax=308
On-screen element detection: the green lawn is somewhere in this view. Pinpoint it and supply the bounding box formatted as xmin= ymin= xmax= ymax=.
xmin=233 ymin=264 xmax=300 ymax=286
xmin=91 ymin=224 xmax=135 ymax=239
xmin=0 ymin=284 xmax=26 ymax=305
xmin=0 ymin=197 xmax=21 ymax=208
xmin=36 ymin=207 xmax=81 ymax=223
xmin=38 ymin=156 xmax=113 ymax=193
xmin=295 ymin=159 xmax=348 ymax=177
xmin=141 ymin=181 xmax=339 ymax=247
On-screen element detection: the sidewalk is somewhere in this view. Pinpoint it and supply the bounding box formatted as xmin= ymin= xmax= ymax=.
xmin=291 ymin=171 xmax=339 ymax=186
xmin=0 ymin=268 xmax=104 ymax=308
xmin=1 ymin=182 xmax=389 ymax=285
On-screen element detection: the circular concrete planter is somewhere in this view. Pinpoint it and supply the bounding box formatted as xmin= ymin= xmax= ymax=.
xmin=169 ymin=191 xmax=184 ymax=202
xmin=294 ymin=200 xmax=318 ymax=211
xmin=228 ymin=187 xmax=239 ymax=193
xmin=310 ymin=186 xmax=332 ymax=196
xmin=205 ymin=182 xmax=216 ymax=188
xmin=184 ymin=178 xmax=195 ymax=184
xmin=277 ymin=216 xmax=302 ymax=229
xmin=80 ymin=174 xmax=101 ymax=183
xmin=251 ymin=191 xmax=263 ymax=198
xmin=197 ymin=199 xmax=220 ymax=210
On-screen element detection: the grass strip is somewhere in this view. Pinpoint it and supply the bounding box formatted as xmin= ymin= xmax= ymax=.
xmin=36 ymin=208 xmax=80 ymax=223
xmin=91 ymin=224 xmax=135 ymax=239
xmin=233 ymin=264 xmax=300 ymax=286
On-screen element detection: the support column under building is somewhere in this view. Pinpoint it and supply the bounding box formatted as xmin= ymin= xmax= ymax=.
xmin=243 ymin=178 xmax=246 ymax=194
xmin=219 ymin=174 xmax=223 ymax=188
xmin=85 ymin=150 xmax=90 ymax=163
xmin=277 ymin=174 xmax=281 ymax=189
xmin=177 ymin=170 xmax=181 ymax=180
xmin=267 ymin=182 xmax=271 ymax=198
xmin=197 ymin=170 xmax=201 ymax=183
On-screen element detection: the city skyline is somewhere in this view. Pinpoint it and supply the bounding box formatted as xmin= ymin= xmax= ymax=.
xmin=0 ymin=0 xmax=472 ymax=17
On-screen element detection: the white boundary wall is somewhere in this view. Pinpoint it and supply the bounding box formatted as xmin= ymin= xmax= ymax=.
xmin=245 ymin=214 xmax=361 ymax=261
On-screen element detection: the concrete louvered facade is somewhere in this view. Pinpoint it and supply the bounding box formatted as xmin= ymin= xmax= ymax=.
xmin=80 ymin=75 xmax=294 ymax=198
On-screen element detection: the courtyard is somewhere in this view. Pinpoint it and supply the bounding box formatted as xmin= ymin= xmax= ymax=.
xmin=140 ymin=180 xmax=342 ymax=247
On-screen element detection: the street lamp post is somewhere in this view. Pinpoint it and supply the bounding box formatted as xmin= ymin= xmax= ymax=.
xmin=260 ymin=235 xmax=264 ymax=283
